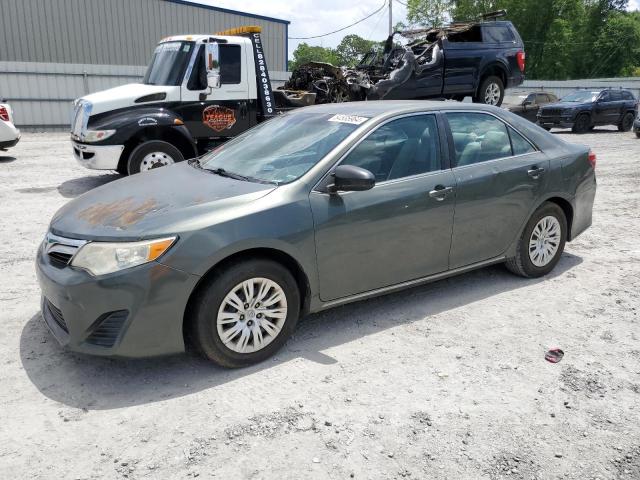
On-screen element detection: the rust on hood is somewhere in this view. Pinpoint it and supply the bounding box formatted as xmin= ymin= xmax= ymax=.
xmin=77 ymin=197 xmax=164 ymax=229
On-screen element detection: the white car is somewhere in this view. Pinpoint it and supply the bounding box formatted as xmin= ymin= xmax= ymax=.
xmin=0 ymin=98 xmax=20 ymax=150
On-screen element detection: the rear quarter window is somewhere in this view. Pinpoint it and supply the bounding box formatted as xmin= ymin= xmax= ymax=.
xmin=482 ymin=26 xmax=515 ymax=43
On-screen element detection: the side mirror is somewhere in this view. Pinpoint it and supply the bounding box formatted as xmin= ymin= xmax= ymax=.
xmin=205 ymin=42 xmax=221 ymax=90
xmin=328 ymin=165 xmax=375 ymax=193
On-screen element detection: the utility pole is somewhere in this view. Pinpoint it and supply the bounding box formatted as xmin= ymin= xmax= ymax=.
xmin=388 ymin=0 xmax=393 ymax=36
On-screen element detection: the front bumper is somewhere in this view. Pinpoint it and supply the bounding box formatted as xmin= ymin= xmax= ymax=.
xmin=537 ymin=117 xmax=575 ymax=129
xmin=72 ymin=140 xmax=124 ymax=170
xmin=35 ymin=242 xmax=200 ymax=358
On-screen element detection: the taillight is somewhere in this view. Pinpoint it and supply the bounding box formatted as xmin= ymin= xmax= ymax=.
xmin=588 ymin=150 xmax=596 ymax=169
xmin=0 ymin=106 xmax=9 ymax=122
xmin=516 ymin=51 xmax=525 ymax=73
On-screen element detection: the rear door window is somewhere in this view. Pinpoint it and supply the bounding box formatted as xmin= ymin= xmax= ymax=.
xmin=508 ymin=126 xmax=536 ymax=156
xmin=621 ymin=91 xmax=635 ymax=100
xmin=536 ymin=93 xmax=549 ymax=104
xmin=482 ymin=26 xmax=515 ymax=43
xmin=445 ymin=112 xmax=513 ymax=167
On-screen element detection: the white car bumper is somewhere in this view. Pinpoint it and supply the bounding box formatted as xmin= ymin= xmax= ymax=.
xmin=72 ymin=141 xmax=124 ymax=170
xmin=0 ymin=121 xmax=20 ymax=149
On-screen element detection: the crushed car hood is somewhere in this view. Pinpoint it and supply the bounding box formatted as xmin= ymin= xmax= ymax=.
xmin=50 ymin=162 xmax=276 ymax=240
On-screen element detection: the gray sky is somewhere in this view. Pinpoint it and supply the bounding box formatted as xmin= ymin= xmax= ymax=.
xmin=193 ymin=0 xmax=639 ymax=59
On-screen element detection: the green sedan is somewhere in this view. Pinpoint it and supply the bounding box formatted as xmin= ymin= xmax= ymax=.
xmin=37 ymin=101 xmax=597 ymax=367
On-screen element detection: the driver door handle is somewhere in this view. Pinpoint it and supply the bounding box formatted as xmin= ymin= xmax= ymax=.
xmin=428 ymin=185 xmax=454 ymax=201
xmin=527 ymin=166 xmax=546 ymax=179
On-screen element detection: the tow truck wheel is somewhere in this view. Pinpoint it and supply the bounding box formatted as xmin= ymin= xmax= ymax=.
xmin=127 ymin=140 xmax=184 ymax=175
xmin=473 ymin=76 xmax=504 ymax=106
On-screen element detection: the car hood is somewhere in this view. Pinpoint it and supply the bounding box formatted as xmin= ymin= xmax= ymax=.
xmin=50 ymin=162 xmax=277 ymax=240
xmin=539 ymin=101 xmax=590 ymax=111
xmin=80 ymin=83 xmax=180 ymax=116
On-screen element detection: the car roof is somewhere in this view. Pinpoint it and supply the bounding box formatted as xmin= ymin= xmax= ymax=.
xmin=288 ymin=100 xmax=507 ymax=119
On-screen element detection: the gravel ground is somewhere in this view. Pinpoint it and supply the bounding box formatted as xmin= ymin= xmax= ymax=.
xmin=0 ymin=129 xmax=639 ymax=479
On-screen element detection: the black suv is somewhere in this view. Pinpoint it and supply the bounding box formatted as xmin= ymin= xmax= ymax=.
xmin=537 ymin=89 xmax=638 ymax=133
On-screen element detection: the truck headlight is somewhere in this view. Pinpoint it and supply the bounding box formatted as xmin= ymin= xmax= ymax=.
xmin=70 ymin=237 xmax=176 ymax=276
xmin=82 ymin=129 xmax=116 ymax=143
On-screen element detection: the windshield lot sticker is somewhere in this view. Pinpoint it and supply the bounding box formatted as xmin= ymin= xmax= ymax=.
xmin=328 ymin=114 xmax=369 ymax=125
xmin=203 ymin=105 xmax=237 ymax=132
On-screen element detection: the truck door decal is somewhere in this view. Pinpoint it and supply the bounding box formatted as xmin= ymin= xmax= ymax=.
xmin=202 ymin=105 xmax=237 ymax=132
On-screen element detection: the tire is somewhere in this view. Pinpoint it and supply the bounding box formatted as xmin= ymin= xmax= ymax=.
xmin=187 ymin=259 xmax=301 ymax=368
xmin=636 ymin=131 xmax=640 ymax=139
xmin=473 ymin=75 xmax=504 ymax=106
xmin=127 ymin=140 xmax=184 ymax=175
xmin=506 ymin=202 xmax=567 ymax=278
xmin=571 ymin=114 xmax=591 ymax=134
xmin=618 ymin=112 xmax=634 ymax=132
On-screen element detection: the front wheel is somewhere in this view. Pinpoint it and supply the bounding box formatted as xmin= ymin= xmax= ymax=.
xmin=618 ymin=112 xmax=634 ymax=132
xmin=473 ymin=76 xmax=504 ymax=106
xmin=506 ymin=202 xmax=567 ymax=278
xmin=571 ymin=114 xmax=591 ymax=134
xmin=187 ymin=259 xmax=301 ymax=368
xmin=127 ymin=140 xmax=184 ymax=175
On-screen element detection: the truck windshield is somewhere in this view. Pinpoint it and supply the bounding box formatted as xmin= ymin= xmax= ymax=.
xmin=199 ymin=113 xmax=366 ymax=184
xmin=143 ymin=41 xmax=194 ymax=86
xmin=561 ymin=91 xmax=599 ymax=103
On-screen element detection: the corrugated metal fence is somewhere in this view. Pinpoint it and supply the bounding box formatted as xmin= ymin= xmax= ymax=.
xmin=0 ymin=61 xmax=290 ymax=130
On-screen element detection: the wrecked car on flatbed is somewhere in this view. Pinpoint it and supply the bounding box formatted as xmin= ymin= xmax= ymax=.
xmin=277 ymin=12 xmax=526 ymax=108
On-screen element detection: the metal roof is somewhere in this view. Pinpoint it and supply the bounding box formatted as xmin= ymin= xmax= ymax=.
xmin=165 ymin=0 xmax=290 ymax=25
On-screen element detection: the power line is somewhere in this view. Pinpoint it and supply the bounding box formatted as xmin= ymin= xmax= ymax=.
xmin=395 ymin=0 xmax=408 ymax=7
xmin=288 ymin=0 xmax=387 ymax=40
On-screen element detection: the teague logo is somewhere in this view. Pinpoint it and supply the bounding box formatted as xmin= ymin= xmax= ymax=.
xmin=202 ymin=105 xmax=236 ymax=132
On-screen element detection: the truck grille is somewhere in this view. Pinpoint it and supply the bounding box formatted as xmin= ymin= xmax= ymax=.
xmin=71 ymin=100 xmax=91 ymax=138
xmin=86 ymin=311 xmax=129 ymax=347
xmin=540 ymin=108 xmax=563 ymax=117
xmin=43 ymin=233 xmax=86 ymax=267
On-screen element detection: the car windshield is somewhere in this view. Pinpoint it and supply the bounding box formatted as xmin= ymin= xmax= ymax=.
xmin=561 ymin=91 xmax=599 ymax=103
xmin=503 ymin=95 xmax=527 ymax=105
xmin=198 ymin=113 xmax=366 ymax=184
xmin=143 ymin=41 xmax=194 ymax=86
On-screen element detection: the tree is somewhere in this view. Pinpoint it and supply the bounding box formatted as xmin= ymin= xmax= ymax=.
xmin=405 ymin=0 xmax=453 ymax=27
xmin=289 ymin=43 xmax=341 ymax=70
xmin=336 ymin=35 xmax=380 ymax=67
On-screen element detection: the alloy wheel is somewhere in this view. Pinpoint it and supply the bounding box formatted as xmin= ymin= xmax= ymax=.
xmin=484 ymin=83 xmax=501 ymax=105
xmin=528 ymin=216 xmax=562 ymax=267
xmin=216 ymin=277 xmax=288 ymax=354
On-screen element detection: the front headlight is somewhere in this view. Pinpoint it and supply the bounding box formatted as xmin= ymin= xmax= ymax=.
xmin=82 ymin=129 xmax=116 ymax=143
xmin=70 ymin=237 xmax=176 ymax=276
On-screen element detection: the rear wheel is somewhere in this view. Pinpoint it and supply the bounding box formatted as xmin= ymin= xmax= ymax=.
xmin=473 ymin=76 xmax=504 ymax=106
xmin=506 ymin=202 xmax=567 ymax=278
xmin=618 ymin=112 xmax=634 ymax=132
xmin=127 ymin=140 xmax=184 ymax=175
xmin=636 ymin=131 xmax=640 ymax=139
xmin=187 ymin=259 xmax=301 ymax=368
xmin=572 ymin=114 xmax=591 ymax=134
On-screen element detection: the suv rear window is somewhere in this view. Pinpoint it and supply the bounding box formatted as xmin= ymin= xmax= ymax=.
xmin=483 ymin=26 xmax=515 ymax=43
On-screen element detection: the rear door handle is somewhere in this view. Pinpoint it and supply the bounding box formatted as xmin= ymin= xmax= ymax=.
xmin=428 ymin=185 xmax=454 ymax=201
xmin=527 ymin=166 xmax=546 ymax=179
